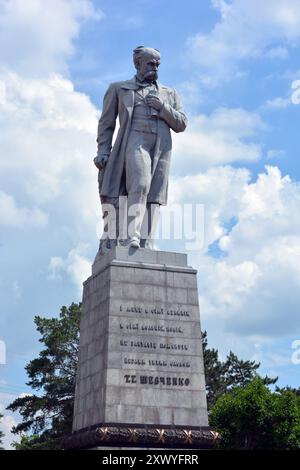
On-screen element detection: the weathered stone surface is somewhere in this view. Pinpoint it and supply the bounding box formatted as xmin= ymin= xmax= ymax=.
xmin=72 ymin=246 xmax=209 ymax=432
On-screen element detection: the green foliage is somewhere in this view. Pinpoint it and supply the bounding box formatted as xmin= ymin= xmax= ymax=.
xmin=210 ymin=378 xmax=300 ymax=449
xmin=12 ymin=434 xmax=61 ymax=450
xmin=201 ymin=331 xmax=227 ymax=408
xmin=7 ymin=303 xmax=81 ymax=450
xmin=224 ymin=351 xmax=260 ymax=388
xmin=202 ymin=331 xmax=277 ymax=409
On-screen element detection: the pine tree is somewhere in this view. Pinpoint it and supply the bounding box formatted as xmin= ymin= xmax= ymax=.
xmin=7 ymin=303 xmax=81 ymax=449
xmin=201 ymin=331 xmax=227 ymax=408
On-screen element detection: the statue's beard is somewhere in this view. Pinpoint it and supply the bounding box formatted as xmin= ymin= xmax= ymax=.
xmin=143 ymin=70 xmax=158 ymax=82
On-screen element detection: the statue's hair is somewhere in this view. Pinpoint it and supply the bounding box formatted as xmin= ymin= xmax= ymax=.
xmin=133 ymin=46 xmax=160 ymax=68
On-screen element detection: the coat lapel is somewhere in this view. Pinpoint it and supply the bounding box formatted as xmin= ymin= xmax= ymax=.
xmin=120 ymin=78 xmax=169 ymax=111
xmin=121 ymin=89 xmax=134 ymax=111
xmin=120 ymin=78 xmax=138 ymax=116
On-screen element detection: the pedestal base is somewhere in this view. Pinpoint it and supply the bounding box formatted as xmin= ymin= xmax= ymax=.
xmin=71 ymin=246 xmax=214 ymax=448
xmin=63 ymin=423 xmax=219 ymax=450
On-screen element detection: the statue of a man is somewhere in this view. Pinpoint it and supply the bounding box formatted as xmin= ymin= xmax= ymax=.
xmin=94 ymin=46 xmax=187 ymax=251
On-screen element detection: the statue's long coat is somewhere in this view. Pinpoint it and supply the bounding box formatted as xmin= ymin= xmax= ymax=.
xmin=97 ymin=78 xmax=187 ymax=205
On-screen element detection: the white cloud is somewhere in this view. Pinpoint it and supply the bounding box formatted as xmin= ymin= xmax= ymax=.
xmin=18 ymin=392 xmax=33 ymax=399
xmin=186 ymin=0 xmax=300 ymax=84
xmin=0 ymin=71 xmax=98 ymax=132
xmin=165 ymin=164 xmax=300 ymax=375
xmin=172 ymin=108 xmax=265 ymax=174
xmin=267 ymin=149 xmax=286 ymax=160
xmin=201 ymin=259 xmax=262 ymax=315
xmin=0 ymin=71 xmax=100 ymax=226
xmin=0 ymin=0 xmax=103 ymax=77
xmin=48 ymin=243 xmax=91 ymax=292
xmin=0 ymin=0 xmax=101 ymax=367
xmin=177 ymin=81 xmax=204 ymax=111
xmin=0 ymin=393 xmax=21 ymax=450
xmin=181 ymin=166 xmax=300 ymax=339
xmin=0 ymin=190 xmax=48 ymax=229
xmin=48 ymin=257 xmax=65 ymax=281
xmin=265 ymin=46 xmax=289 ymax=59
xmin=169 ymin=165 xmax=250 ymax=251
xmin=0 ymin=341 xmax=6 ymax=365
xmin=260 ymin=79 xmax=300 ymax=112
xmin=291 ymin=79 xmax=300 ymax=104
xmin=12 ymin=281 xmax=22 ymax=300
xmin=167 ymin=165 xmax=300 ymax=339
xmin=263 ymin=97 xmax=291 ymax=109
xmin=123 ymin=15 xmax=144 ymax=29
xmin=251 ymin=342 xmax=292 ymax=368
xmin=0 ymin=413 xmax=19 ymax=449
xmin=0 ymin=5 xmax=101 ymax=237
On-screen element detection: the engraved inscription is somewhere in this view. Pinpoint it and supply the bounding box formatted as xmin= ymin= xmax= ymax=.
xmin=119 ymin=339 xmax=189 ymax=351
xmin=119 ymin=321 xmax=183 ymax=334
xmin=120 ymin=304 xmax=190 ymax=318
xmin=170 ymin=360 xmax=191 ymax=368
xmin=124 ymin=374 xmax=191 ymax=387
xmin=159 ymin=343 xmax=188 ymax=351
xmin=116 ymin=303 xmax=199 ymax=389
xmin=124 ymin=357 xmax=146 ymax=366
xmin=123 ymin=357 xmax=191 ymax=369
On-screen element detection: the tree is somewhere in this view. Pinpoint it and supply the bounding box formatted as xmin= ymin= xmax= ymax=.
xmin=12 ymin=435 xmax=47 ymax=450
xmin=0 ymin=413 xmax=4 ymax=450
xmin=210 ymin=378 xmax=300 ymax=450
xmin=202 ymin=331 xmax=277 ymax=409
xmin=224 ymin=351 xmax=260 ymax=388
xmin=224 ymin=351 xmax=277 ymax=389
xmin=7 ymin=303 xmax=81 ymax=450
xmin=201 ymin=331 xmax=227 ymax=408
xmin=275 ymin=385 xmax=300 ymax=396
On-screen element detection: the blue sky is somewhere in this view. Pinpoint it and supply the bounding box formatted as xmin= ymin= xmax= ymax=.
xmin=1 ymin=0 xmax=300 ymax=448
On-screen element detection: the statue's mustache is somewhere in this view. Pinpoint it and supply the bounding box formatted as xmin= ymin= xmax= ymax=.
xmin=144 ymin=70 xmax=158 ymax=79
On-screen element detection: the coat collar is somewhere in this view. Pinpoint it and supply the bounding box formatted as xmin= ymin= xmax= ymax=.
xmin=120 ymin=77 xmax=168 ymax=91
xmin=120 ymin=78 xmax=139 ymax=90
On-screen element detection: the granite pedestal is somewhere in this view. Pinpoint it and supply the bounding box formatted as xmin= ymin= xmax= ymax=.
xmin=65 ymin=246 xmax=218 ymax=449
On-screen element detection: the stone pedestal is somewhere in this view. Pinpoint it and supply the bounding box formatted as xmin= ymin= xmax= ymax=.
xmin=65 ymin=247 xmax=217 ymax=449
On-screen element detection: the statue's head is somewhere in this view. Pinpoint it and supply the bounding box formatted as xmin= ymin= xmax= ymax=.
xmin=133 ymin=46 xmax=161 ymax=82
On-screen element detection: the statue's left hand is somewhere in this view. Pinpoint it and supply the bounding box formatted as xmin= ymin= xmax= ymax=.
xmin=146 ymin=94 xmax=164 ymax=111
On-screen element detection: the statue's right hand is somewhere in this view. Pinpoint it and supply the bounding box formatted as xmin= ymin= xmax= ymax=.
xmin=94 ymin=154 xmax=109 ymax=170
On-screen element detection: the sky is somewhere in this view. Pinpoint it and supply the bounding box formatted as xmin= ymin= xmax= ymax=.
xmin=1 ymin=0 xmax=300 ymax=448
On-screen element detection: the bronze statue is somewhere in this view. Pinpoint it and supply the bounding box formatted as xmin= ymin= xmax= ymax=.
xmin=94 ymin=46 xmax=187 ymax=251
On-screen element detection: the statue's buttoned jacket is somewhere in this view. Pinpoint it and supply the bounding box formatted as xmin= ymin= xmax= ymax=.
xmin=97 ymin=77 xmax=187 ymax=205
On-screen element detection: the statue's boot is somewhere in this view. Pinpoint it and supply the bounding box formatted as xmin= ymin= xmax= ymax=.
xmin=127 ymin=192 xmax=148 ymax=248
xmin=140 ymin=203 xmax=160 ymax=249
